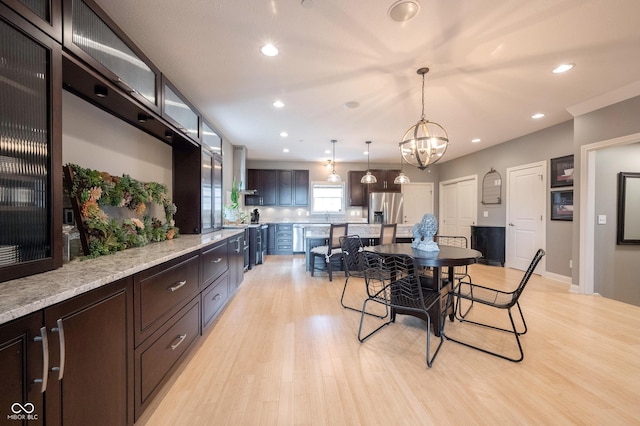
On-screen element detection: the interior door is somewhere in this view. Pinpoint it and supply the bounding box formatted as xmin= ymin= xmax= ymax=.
xmin=439 ymin=176 xmax=477 ymax=241
xmin=506 ymin=162 xmax=546 ymax=271
xmin=401 ymin=183 xmax=434 ymax=224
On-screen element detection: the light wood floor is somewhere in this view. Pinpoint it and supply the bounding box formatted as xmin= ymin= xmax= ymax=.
xmin=135 ymin=255 xmax=640 ymax=425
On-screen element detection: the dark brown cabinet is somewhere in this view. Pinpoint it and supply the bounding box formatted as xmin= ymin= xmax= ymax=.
xmin=277 ymin=170 xmax=309 ymax=206
xmin=62 ymin=0 xmax=161 ymax=113
xmin=3 ymin=0 xmax=62 ymax=41
xmin=471 ymin=226 xmax=506 ymax=266
xmin=44 ymin=277 xmax=134 ymax=426
xmin=348 ymin=170 xmax=400 ymax=207
xmin=0 ymin=5 xmax=62 ymax=283
xmin=227 ymin=234 xmax=244 ymax=292
xmin=0 ymin=311 xmax=44 ymax=424
xmin=0 ymin=277 xmax=134 ymax=425
xmin=268 ymin=224 xmax=294 ymax=255
xmin=246 ymin=169 xmax=278 ymax=206
xmin=246 ymin=169 xmax=308 ymax=206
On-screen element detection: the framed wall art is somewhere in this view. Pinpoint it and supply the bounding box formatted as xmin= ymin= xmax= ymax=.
xmin=550 ymin=155 xmax=574 ymax=188
xmin=551 ymin=190 xmax=573 ymax=221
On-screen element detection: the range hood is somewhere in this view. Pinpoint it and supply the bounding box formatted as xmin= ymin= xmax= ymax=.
xmin=232 ymin=145 xmax=255 ymax=193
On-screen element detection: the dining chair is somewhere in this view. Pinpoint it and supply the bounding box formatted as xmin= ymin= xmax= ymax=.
xmin=434 ymin=235 xmax=472 ymax=316
xmin=358 ymin=251 xmax=445 ymax=368
xmin=310 ymin=223 xmax=348 ymax=281
xmin=339 ymin=235 xmax=389 ymax=318
xmin=379 ymin=223 xmax=397 ymax=245
xmin=445 ymin=249 xmax=545 ymax=362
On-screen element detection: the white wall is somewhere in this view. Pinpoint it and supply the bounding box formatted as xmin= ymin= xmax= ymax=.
xmin=62 ymin=91 xmax=173 ymax=195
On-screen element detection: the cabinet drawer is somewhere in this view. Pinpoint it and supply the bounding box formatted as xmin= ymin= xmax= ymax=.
xmin=135 ymin=253 xmax=199 ymax=345
xmin=201 ymin=242 xmax=228 ymax=285
xmin=136 ymin=297 xmax=200 ymax=417
xmin=202 ymin=272 xmax=229 ymax=329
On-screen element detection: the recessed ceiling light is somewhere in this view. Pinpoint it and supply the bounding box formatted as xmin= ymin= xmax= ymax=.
xmin=324 ymin=149 xmax=331 ymax=154
xmin=388 ymin=0 xmax=420 ymax=22
xmin=344 ymin=101 xmax=360 ymax=109
xmin=283 ymin=148 xmax=289 ymax=153
xmin=471 ymin=138 xmax=481 ymax=143
xmin=272 ymin=100 xmax=284 ymax=108
xmin=531 ymin=113 xmax=545 ymax=119
xmin=553 ymin=63 xmax=574 ymax=74
xmin=280 ymin=131 xmax=288 ymax=137
xmin=261 ymin=43 xmax=278 ymax=57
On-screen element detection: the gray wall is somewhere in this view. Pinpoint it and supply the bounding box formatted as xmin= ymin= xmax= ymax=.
xmin=594 ymin=144 xmax=640 ymax=305
xmin=573 ymin=95 xmax=640 ymax=304
xmin=437 ymin=121 xmax=574 ymax=277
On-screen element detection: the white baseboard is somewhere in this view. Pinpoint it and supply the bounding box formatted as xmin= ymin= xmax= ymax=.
xmin=543 ymin=271 xmax=572 ymax=285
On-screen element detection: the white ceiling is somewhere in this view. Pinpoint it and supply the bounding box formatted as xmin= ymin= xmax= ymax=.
xmin=95 ymin=0 xmax=640 ymax=165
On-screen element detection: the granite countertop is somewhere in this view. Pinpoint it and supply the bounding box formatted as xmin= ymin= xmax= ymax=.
xmin=0 ymin=229 xmax=243 ymax=326
xmin=305 ymin=223 xmax=414 ymax=239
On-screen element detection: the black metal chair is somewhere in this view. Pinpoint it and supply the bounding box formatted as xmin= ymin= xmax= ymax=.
xmin=358 ymin=251 xmax=445 ymax=368
xmin=379 ymin=223 xmax=397 ymax=244
xmin=445 ymin=249 xmax=546 ymax=362
xmin=434 ymin=235 xmax=472 ymax=317
xmin=310 ymin=223 xmax=348 ymax=281
xmin=339 ymin=235 xmax=388 ymax=318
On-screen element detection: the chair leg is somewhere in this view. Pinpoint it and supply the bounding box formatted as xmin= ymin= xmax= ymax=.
xmin=311 ymin=255 xmax=315 ymax=277
xmin=425 ymin=312 xmax=445 ymax=368
xmin=327 ymin=258 xmax=333 ymax=282
xmin=453 ymin=280 xmax=474 ymax=320
xmin=357 ymin=298 xmax=392 ymax=342
xmin=340 ymin=276 xmax=389 ymax=319
xmin=443 ymin=304 xmax=526 ymax=362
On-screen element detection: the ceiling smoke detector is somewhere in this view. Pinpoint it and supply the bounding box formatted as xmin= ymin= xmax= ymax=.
xmin=388 ymin=0 xmax=420 ymax=22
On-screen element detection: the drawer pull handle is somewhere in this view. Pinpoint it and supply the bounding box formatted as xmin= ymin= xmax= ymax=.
xmin=33 ymin=326 xmax=49 ymax=393
xmin=170 ymin=334 xmax=187 ymax=350
xmin=213 ymin=293 xmax=221 ymax=301
xmin=211 ymin=258 xmax=223 ymax=263
xmin=169 ymin=280 xmax=187 ymax=292
xmin=51 ymin=319 xmax=65 ymax=381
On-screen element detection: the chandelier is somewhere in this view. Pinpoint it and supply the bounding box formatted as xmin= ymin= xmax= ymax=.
xmin=360 ymin=141 xmax=377 ymax=184
xmin=327 ymin=139 xmax=342 ymax=182
xmin=399 ymin=67 xmax=449 ymax=170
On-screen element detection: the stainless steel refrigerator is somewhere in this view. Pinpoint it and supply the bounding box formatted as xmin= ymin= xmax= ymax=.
xmin=369 ymin=192 xmax=403 ymax=224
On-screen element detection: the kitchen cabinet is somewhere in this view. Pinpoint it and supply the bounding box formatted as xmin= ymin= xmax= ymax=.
xmin=348 ymin=170 xmax=400 ymax=207
xmin=162 ymin=77 xmax=200 ymax=142
xmin=227 ymin=234 xmax=244 ymax=291
xmin=246 ymin=169 xmax=308 ymax=206
xmin=277 ymin=170 xmax=309 ymax=206
xmin=246 ymin=169 xmax=278 ymax=206
xmin=173 ymin=143 xmax=222 ymax=234
xmin=44 ymin=276 xmax=134 ymax=426
xmin=348 ymin=171 xmax=367 ymax=206
xmin=368 ymin=169 xmax=401 ymax=192
xmin=0 ymin=278 xmax=134 ymax=426
xmin=471 ymin=226 xmax=505 ymax=266
xmin=0 ymin=5 xmax=63 ymax=283
xmin=62 ymin=0 xmax=161 ymax=113
xmin=268 ymin=224 xmax=294 ymax=255
xmin=202 ymin=272 xmax=229 ymax=330
xmin=3 ymin=0 xmax=62 ymax=41
xmin=0 ymin=311 xmax=44 ymax=424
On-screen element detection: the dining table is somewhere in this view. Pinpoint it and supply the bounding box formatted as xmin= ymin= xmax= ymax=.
xmin=366 ymin=243 xmax=482 ymax=336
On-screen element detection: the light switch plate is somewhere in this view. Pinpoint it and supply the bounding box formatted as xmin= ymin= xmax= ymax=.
xmin=483 ymin=211 xmax=488 ymax=217
xmin=598 ymin=214 xmax=606 ymax=225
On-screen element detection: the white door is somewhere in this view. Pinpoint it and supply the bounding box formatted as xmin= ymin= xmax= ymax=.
xmin=402 ymin=183 xmax=434 ymax=224
xmin=506 ymin=162 xmax=546 ymax=271
xmin=439 ymin=176 xmax=477 ymax=242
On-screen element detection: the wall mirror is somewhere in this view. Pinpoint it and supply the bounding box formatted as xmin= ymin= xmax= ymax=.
xmin=481 ymin=168 xmax=502 ymax=204
xmin=617 ymin=172 xmax=640 ymax=244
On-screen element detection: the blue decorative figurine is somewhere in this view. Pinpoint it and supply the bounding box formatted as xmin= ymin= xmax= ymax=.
xmin=411 ymin=213 xmax=440 ymax=251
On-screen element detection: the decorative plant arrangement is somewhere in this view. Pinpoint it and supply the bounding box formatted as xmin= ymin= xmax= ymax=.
xmin=63 ymin=163 xmax=179 ymax=258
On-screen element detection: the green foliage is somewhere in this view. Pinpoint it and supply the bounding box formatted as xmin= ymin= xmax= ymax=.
xmin=65 ymin=163 xmax=180 ymax=259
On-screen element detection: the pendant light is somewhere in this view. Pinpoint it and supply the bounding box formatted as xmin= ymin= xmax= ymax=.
xmin=399 ymin=67 xmax=449 ymax=170
xmin=327 ymin=139 xmax=342 ymax=182
xmin=394 ymin=148 xmax=411 ymax=184
xmin=360 ymin=141 xmax=378 ymax=184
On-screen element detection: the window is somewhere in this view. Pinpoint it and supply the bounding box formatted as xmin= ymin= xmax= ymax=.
xmin=311 ymin=182 xmax=344 ymax=213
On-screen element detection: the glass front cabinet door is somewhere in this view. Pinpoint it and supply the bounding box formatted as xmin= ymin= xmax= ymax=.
xmin=1 ymin=5 xmax=62 ymax=283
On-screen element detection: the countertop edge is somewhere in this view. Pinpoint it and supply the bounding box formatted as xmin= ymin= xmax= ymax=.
xmin=0 ymin=229 xmax=243 ymax=326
